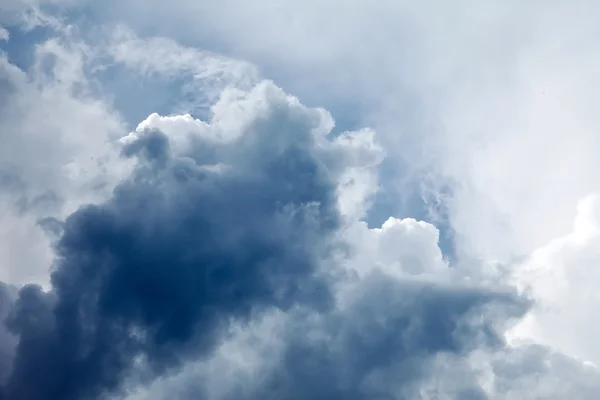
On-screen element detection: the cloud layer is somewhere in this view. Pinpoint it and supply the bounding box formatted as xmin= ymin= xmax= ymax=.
xmin=2 ymin=2 xmax=600 ymax=400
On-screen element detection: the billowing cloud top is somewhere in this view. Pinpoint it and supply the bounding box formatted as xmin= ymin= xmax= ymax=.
xmin=1 ymin=1 xmax=600 ymax=400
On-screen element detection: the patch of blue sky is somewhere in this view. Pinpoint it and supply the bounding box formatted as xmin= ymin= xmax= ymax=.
xmin=0 ymin=23 xmax=55 ymax=71
xmin=94 ymin=64 xmax=210 ymax=129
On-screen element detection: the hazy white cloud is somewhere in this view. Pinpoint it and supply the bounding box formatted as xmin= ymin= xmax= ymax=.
xmin=433 ymin=3 xmax=600 ymax=264
xmin=509 ymin=193 xmax=600 ymax=367
xmin=0 ymin=29 xmax=127 ymax=285
xmin=105 ymin=26 xmax=259 ymax=116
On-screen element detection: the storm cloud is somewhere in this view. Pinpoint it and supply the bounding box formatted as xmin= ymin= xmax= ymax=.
xmin=240 ymin=275 xmax=528 ymax=400
xmin=3 ymin=7 xmax=600 ymax=398
xmin=0 ymin=79 xmax=534 ymax=400
xmin=0 ymin=77 xmax=590 ymax=400
xmin=0 ymin=82 xmax=359 ymax=400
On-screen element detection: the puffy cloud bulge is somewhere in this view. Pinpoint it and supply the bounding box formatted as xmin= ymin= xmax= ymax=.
xmin=1 ymin=2 xmax=600 ymax=400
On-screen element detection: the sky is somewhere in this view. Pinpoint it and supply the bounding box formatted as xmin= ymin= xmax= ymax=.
xmin=1 ymin=1 xmax=600 ymax=399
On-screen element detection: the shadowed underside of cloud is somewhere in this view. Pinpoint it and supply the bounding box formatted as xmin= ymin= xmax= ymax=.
xmin=239 ymin=275 xmax=528 ymax=400
xmin=0 ymin=283 xmax=17 ymax=387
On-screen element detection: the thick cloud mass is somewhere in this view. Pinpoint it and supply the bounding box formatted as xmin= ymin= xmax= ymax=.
xmin=3 ymin=3 xmax=600 ymax=400
xmin=0 ymin=72 xmax=534 ymax=400
xmin=243 ymin=275 xmax=527 ymax=400
xmin=0 ymin=82 xmax=360 ymax=399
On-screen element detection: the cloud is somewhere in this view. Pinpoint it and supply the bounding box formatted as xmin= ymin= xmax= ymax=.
xmin=2 ymin=3 xmax=600 ymax=399
xmin=84 ymin=0 xmax=600 ymax=264
xmin=0 ymin=24 xmax=127 ymax=286
xmin=483 ymin=345 xmax=600 ymax=399
xmin=105 ymin=26 xmax=259 ymax=117
xmin=118 ymin=211 xmax=600 ymax=400
xmin=240 ymin=276 xmax=527 ymax=400
xmin=0 ymin=9 xmax=262 ymax=287
xmin=95 ymin=5 xmax=600 ymax=385
xmin=0 ymin=283 xmax=17 ymax=387
xmin=0 ymin=80 xmax=384 ymax=400
xmin=509 ymin=193 xmax=600 ymax=367
xmin=0 ymin=25 xmax=8 ymax=41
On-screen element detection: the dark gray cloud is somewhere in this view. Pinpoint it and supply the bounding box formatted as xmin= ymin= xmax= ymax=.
xmin=227 ymin=273 xmax=528 ymax=400
xmin=0 ymin=87 xmax=344 ymax=399
xmin=0 ymin=282 xmax=17 ymax=388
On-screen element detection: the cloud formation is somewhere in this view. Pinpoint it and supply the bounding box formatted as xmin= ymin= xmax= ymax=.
xmin=509 ymin=194 xmax=600 ymax=366
xmin=87 ymin=0 xmax=600 ymax=263
xmin=2 ymin=2 xmax=600 ymax=400
xmin=241 ymin=277 xmax=526 ymax=400
xmin=0 ymin=80 xmax=380 ymax=399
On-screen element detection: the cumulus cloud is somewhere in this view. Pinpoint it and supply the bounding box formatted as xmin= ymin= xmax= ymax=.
xmin=509 ymin=193 xmax=600 ymax=367
xmin=2 ymin=3 xmax=600 ymax=400
xmin=241 ymin=277 xmax=526 ymax=400
xmin=87 ymin=0 xmax=600 ymax=263
xmin=0 ymin=80 xmax=385 ymax=399
xmin=0 ymin=8 xmax=261 ymax=286
xmin=119 ymin=211 xmax=600 ymax=400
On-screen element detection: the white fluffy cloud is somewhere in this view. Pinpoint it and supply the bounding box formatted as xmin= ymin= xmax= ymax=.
xmin=341 ymin=217 xmax=448 ymax=280
xmin=509 ymin=194 xmax=600 ymax=367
